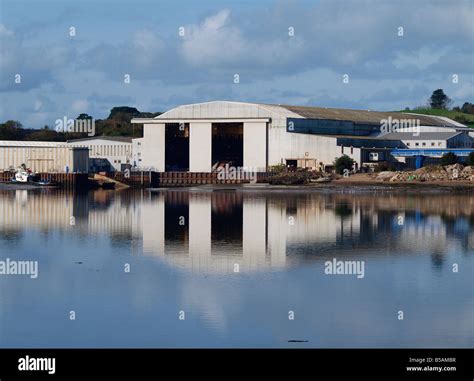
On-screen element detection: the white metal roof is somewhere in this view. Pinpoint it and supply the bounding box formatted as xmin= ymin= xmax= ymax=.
xmin=0 ymin=141 xmax=87 ymax=149
xmin=150 ymin=101 xmax=463 ymax=128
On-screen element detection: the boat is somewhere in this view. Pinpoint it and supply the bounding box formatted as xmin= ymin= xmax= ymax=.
xmin=9 ymin=167 xmax=59 ymax=187
xmin=12 ymin=169 xmax=31 ymax=183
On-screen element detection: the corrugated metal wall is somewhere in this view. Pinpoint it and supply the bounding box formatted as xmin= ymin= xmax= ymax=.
xmin=0 ymin=146 xmax=89 ymax=173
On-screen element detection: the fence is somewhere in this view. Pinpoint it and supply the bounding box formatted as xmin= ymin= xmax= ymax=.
xmin=154 ymin=171 xmax=274 ymax=186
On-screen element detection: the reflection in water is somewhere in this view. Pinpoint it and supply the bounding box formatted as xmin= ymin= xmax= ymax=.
xmin=0 ymin=188 xmax=473 ymax=273
xmin=0 ymin=188 xmax=473 ymax=348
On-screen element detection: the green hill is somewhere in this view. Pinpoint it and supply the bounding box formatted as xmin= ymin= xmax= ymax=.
xmin=397 ymin=108 xmax=474 ymax=128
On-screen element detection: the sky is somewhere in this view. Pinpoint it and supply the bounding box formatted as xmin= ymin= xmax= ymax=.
xmin=0 ymin=0 xmax=473 ymax=128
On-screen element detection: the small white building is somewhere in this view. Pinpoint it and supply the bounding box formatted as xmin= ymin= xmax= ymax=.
xmin=379 ymin=131 xmax=472 ymax=149
xmin=131 ymin=101 xmax=469 ymax=172
xmin=67 ymin=136 xmax=133 ymax=172
xmin=0 ymin=140 xmax=89 ymax=173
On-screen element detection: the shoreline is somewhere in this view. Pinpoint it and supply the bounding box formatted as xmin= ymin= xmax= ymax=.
xmin=330 ymin=173 xmax=474 ymax=189
xmin=2 ymin=176 xmax=474 ymax=193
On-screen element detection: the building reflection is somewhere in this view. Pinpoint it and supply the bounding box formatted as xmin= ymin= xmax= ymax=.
xmin=0 ymin=189 xmax=473 ymax=273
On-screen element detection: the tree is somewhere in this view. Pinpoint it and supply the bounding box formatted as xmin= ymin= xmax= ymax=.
xmin=77 ymin=113 xmax=93 ymax=120
xmin=0 ymin=120 xmax=26 ymax=140
xmin=108 ymin=106 xmax=139 ymax=119
xmin=429 ymin=89 xmax=452 ymax=109
xmin=461 ymin=102 xmax=474 ymax=115
xmin=467 ymin=152 xmax=474 ymax=166
xmin=440 ymin=152 xmax=458 ymax=166
xmin=334 ymin=155 xmax=355 ymax=174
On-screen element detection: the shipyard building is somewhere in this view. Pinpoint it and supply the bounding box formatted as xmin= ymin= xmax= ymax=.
xmin=132 ymin=101 xmax=471 ymax=172
xmin=0 ymin=141 xmax=89 ymax=173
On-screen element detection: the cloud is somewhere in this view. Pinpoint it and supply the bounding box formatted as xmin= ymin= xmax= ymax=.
xmin=179 ymin=9 xmax=304 ymax=73
xmin=0 ymin=0 xmax=472 ymax=128
xmin=0 ymin=23 xmax=77 ymax=92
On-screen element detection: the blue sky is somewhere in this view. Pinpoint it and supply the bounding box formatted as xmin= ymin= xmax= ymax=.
xmin=0 ymin=0 xmax=473 ymax=128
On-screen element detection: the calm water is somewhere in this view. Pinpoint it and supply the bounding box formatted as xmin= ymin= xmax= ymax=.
xmin=0 ymin=187 xmax=473 ymax=348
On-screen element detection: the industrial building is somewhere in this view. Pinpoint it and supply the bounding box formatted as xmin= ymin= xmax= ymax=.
xmin=67 ymin=136 xmax=132 ymax=172
xmin=132 ymin=101 xmax=471 ymax=172
xmin=0 ymin=141 xmax=89 ymax=173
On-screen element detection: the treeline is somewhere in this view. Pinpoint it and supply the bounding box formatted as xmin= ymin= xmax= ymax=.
xmin=453 ymin=102 xmax=474 ymax=115
xmin=0 ymin=107 xmax=161 ymax=141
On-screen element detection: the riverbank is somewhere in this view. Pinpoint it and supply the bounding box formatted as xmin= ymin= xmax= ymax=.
xmin=332 ymin=173 xmax=474 ymax=188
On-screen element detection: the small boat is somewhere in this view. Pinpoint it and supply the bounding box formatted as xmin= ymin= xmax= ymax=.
xmin=9 ymin=167 xmax=59 ymax=187
xmin=12 ymin=170 xmax=30 ymax=183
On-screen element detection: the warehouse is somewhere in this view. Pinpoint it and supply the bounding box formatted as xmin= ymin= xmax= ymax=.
xmin=132 ymin=101 xmax=469 ymax=172
xmin=67 ymin=136 xmax=132 ymax=172
xmin=0 ymin=141 xmax=89 ymax=173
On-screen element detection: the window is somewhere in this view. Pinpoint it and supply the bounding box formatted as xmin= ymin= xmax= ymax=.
xmin=422 ymin=142 xmax=426 ymax=146
xmin=438 ymin=142 xmax=442 ymax=147
xmin=415 ymin=143 xmax=419 ymax=146
xmin=406 ymin=142 xmax=410 ymax=146
xmin=431 ymin=142 xmax=435 ymax=146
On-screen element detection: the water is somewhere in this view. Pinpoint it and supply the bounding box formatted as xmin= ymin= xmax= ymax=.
xmin=0 ymin=187 xmax=473 ymax=348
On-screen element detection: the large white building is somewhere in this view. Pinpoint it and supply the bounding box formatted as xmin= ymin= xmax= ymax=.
xmin=131 ymin=101 xmax=470 ymax=172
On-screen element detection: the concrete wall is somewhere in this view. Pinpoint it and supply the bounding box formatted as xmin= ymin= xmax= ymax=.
xmin=268 ymin=123 xmax=361 ymax=168
xmin=189 ymin=122 xmax=212 ymax=172
xmin=243 ymin=122 xmax=267 ymax=171
xmin=142 ymin=124 xmax=165 ymax=171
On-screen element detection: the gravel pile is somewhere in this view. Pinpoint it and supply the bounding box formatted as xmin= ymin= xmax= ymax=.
xmin=375 ymin=164 xmax=474 ymax=182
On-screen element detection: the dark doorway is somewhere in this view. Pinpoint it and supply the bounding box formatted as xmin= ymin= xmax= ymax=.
xmin=212 ymin=123 xmax=243 ymax=168
xmin=165 ymin=123 xmax=189 ymax=171
xmin=286 ymin=159 xmax=297 ymax=171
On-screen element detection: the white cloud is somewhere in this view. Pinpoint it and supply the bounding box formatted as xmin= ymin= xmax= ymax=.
xmin=71 ymin=100 xmax=89 ymax=113
xmin=180 ymin=10 xmax=245 ymax=66
xmin=180 ymin=9 xmax=304 ymax=69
